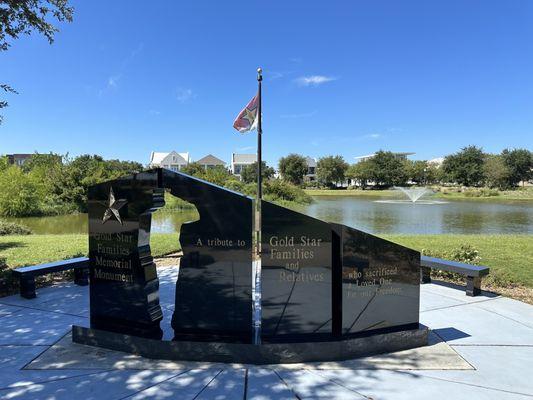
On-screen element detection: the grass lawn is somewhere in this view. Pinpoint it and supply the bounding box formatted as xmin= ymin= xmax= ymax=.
xmin=305 ymin=189 xmax=398 ymax=197
xmin=305 ymin=187 xmax=533 ymax=202
xmin=382 ymin=234 xmax=533 ymax=288
xmin=0 ymin=233 xmax=180 ymax=268
xmin=1 ymin=233 xmax=531 ymax=292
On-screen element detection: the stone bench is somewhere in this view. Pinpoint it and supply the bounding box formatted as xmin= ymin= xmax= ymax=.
xmin=12 ymin=257 xmax=89 ymax=299
xmin=420 ymin=255 xmax=490 ymax=296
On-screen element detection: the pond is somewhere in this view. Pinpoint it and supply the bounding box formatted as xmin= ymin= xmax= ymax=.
xmin=4 ymin=196 xmax=533 ymax=235
xmin=305 ymin=196 xmax=533 ymax=235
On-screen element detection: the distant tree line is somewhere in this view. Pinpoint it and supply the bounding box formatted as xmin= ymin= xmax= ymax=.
xmin=277 ymin=147 xmax=532 ymax=189
xmin=0 ymin=154 xmax=312 ymax=217
xmin=0 ymin=146 xmax=530 ymax=217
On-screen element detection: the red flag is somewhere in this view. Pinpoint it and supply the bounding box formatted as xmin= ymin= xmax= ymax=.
xmin=233 ymin=94 xmax=258 ymax=133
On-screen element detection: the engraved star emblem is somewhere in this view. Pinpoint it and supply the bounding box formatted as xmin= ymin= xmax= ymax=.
xmin=100 ymin=187 xmax=127 ymax=225
xmin=242 ymin=106 xmax=257 ymax=126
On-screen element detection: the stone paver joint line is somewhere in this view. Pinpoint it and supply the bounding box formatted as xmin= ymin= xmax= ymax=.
xmin=192 ymin=368 xmax=225 ymax=400
xmin=1 ymin=267 xmax=533 ymax=399
xmin=305 ymin=368 xmax=375 ymax=399
xmin=412 ymin=371 xmax=533 ymax=398
xmin=243 ymin=368 xmax=249 ymax=400
xmin=117 ymin=369 xmax=192 ymax=400
xmin=273 ymin=369 xmax=302 ymax=400
xmin=0 ymin=369 xmax=116 ymax=391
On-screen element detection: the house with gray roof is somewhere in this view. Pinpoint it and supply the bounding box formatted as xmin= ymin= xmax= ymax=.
xmin=231 ymin=153 xmax=257 ymax=179
xmin=196 ymin=154 xmax=226 ymax=170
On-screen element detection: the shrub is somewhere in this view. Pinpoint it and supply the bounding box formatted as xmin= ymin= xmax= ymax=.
xmin=0 ymin=257 xmax=9 ymax=282
xmin=0 ymin=221 xmax=32 ymax=235
xmin=162 ymin=191 xmax=196 ymax=211
xmin=464 ymin=188 xmax=499 ymax=198
xmin=422 ymin=244 xmax=482 ymax=283
xmin=423 ymin=244 xmax=481 ymax=265
xmin=0 ymin=166 xmax=41 ymax=217
xmin=480 ymin=188 xmax=499 ymax=197
xmin=449 ymin=244 xmax=481 ymax=264
xmin=264 ymin=180 xmax=313 ymax=204
xmin=223 ymin=180 xmax=245 ymax=193
xmin=303 ymin=180 xmax=322 ymax=189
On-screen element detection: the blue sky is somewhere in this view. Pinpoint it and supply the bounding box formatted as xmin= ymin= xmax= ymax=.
xmin=1 ymin=0 xmax=532 ymax=167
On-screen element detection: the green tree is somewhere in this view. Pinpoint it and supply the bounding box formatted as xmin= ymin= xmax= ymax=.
xmin=441 ymin=145 xmax=485 ymax=187
xmin=405 ymin=160 xmax=438 ymax=185
xmin=346 ymin=161 xmax=373 ymax=188
xmin=104 ymin=159 xmax=143 ymax=178
xmin=203 ymin=166 xmax=234 ymax=187
xmin=316 ymin=155 xmax=348 ymax=187
xmin=24 ymin=153 xmax=66 ymax=213
xmin=501 ymin=148 xmax=532 ymax=187
xmin=0 ymin=166 xmax=40 ymax=217
xmin=241 ymin=161 xmax=275 ymax=184
xmin=278 ymin=154 xmax=308 ymax=185
xmin=484 ymin=155 xmax=511 ymax=189
xmin=406 ymin=160 xmax=425 ymax=185
xmin=1 ymin=0 xmax=74 ymax=123
xmin=367 ymin=151 xmax=408 ymax=187
xmin=0 ymin=155 xmax=9 ymax=172
xmin=58 ymin=154 xmax=142 ymax=212
xmin=181 ymin=162 xmax=205 ymax=177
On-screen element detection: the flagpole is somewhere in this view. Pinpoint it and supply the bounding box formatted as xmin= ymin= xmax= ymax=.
xmin=254 ymin=67 xmax=263 ymax=345
xmin=256 ymin=67 xmax=262 ymax=255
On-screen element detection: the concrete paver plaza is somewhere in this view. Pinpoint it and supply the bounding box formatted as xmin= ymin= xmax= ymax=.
xmin=0 ymin=265 xmax=532 ymax=399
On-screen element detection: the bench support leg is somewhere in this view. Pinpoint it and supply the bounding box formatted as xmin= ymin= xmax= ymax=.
xmin=466 ymin=276 xmax=481 ymax=297
xmin=74 ymin=268 xmax=89 ymax=286
xmin=420 ymin=266 xmax=431 ymax=284
xmin=20 ymin=276 xmax=36 ymax=299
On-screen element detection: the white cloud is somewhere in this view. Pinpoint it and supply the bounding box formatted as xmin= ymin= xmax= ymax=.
xmin=176 ymin=88 xmax=195 ymax=103
xmin=149 ymin=109 xmax=161 ymax=116
xmin=268 ymin=71 xmax=285 ymax=80
xmin=358 ymin=133 xmax=383 ymax=140
xmin=236 ymin=146 xmax=254 ymax=152
xmin=107 ymin=76 xmax=120 ymax=88
xmin=295 ymin=75 xmax=337 ymax=87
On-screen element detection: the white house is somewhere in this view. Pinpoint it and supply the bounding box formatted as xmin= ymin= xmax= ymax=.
xmin=149 ymin=151 xmax=190 ymax=171
xmin=428 ymin=157 xmax=445 ymax=168
xmin=231 ymin=153 xmax=256 ymax=178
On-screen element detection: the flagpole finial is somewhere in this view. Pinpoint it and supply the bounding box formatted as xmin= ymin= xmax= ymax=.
xmin=257 ymin=67 xmax=262 ymax=81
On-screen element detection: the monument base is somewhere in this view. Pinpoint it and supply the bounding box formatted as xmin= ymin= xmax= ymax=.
xmin=72 ymin=325 xmax=429 ymax=365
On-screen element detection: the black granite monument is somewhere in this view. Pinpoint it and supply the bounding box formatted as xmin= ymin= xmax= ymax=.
xmin=261 ymin=200 xmax=333 ymax=341
xmin=162 ymin=169 xmax=254 ymax=342
xmin=77 ymin=167 xmax=427 ymax=363
xmin=332 ymin=223 xmax=420 ymax=336
xmin=87 ymin=170 xmax=164 ymax=339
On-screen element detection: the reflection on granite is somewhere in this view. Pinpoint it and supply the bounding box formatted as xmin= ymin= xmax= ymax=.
xmin=261 ymin=201 xmax=333 ymax=342
xmin=332 ymin=223 xmax=420 ymax=336
xmin=88 ymin=170 xmax=164 ymax=339
xmin=163 ymin=170 xmax=254 ymax=343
